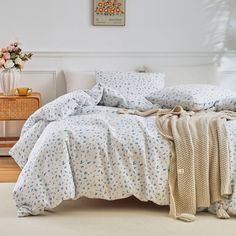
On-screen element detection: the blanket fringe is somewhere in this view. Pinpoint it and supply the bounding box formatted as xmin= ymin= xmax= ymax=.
xmin=216 ymin=203 xmax=230 ymax=219
xmin=176 ymin=213 xmax=196 ymax=222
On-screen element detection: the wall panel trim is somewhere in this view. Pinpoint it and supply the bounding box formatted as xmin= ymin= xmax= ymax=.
xmin=28 ymin=51 xmax=222 ymax=59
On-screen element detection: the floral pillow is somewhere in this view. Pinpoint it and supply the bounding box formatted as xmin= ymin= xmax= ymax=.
xmin=88 ymin=83 xmax=154 ymax=111
xmin=215 ymin=98 xmax=236 ymax=111
xmin=101 ymin=87 xmax=153 ymax=111
xmin=146 ymin=84 xmax=236 ymax=111
xmin=95 ymin=71 xmax=165 ymax=96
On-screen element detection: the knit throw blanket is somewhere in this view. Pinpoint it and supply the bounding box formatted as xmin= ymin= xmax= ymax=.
xmin=119 ymin=106 xmax=236 ymax=221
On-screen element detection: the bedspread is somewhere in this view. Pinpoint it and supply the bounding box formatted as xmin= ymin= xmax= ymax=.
xmin=9 ymin=84 xmax=236 ymax=217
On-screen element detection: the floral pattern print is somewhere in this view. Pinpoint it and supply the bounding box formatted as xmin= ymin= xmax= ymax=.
xmin=95 ymin=83 xmax=154 ymax=111
xmin=146 ymin=84 xmax=236 ymax=111
xmin=10 ymin=84 xmax=170 ymax=216
xmin=9 ymin=84 xmax=236 ymax=218
xmin=95 ymin=71 xmax=165 ymax=97
xmin=94 ymin=0 xmax=125 ymax=16
xmin=215 ymin=98 xmax=236 ymax=112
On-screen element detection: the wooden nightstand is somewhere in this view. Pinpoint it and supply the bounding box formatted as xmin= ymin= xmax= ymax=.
xmin=0 ymin=92 xmax=41 ymax=182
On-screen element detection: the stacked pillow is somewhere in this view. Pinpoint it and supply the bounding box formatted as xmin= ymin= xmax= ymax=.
xmin=215 ymin=98 xmax=236 ymax=111
xmin=95 ymin=71 xmax=165 ymax=96
xmin=93 ymin=83 xmax=154 ymax=111
xmin=146 ymin=84 xmax=236 ymax=111
xmin=64 ymin=70 xmax=236 ymax=112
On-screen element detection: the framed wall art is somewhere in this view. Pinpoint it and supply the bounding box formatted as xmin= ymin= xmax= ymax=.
xmin=93 ymin=0 xmax=126 ymax=26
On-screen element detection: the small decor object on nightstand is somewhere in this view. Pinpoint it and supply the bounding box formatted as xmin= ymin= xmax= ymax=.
xmin=0 ymin=42 xmax=32 ymax=96
xmin=15 ymin=87 xmax=32 ymax=96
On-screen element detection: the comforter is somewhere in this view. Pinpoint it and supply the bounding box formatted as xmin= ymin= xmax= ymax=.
xmin=10 ymin=84 xmax=236 ymax=217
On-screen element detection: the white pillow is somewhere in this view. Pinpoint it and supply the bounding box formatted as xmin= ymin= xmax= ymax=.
xmin=146 ymin=84 xmax=236 ymax=111
xmin=95 ymin=71 xmax=165 ymax=96
xmin=64 ymin=70 xmax=96 ymax=93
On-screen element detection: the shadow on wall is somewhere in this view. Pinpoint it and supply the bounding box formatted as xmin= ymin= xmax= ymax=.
xmin=225 ymin=0 xmax=236 ymax=51
xmin=205 ymin=0 xmax=236 ymax=91
xmin=203 ymin=0 xmax=232 ymax=53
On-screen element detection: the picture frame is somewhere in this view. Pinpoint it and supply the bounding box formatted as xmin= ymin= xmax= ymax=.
xmin=93 ymin=0 xmax=126 ymax=26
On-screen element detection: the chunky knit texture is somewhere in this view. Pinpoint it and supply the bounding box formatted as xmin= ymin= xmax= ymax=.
xmin=119 ymin=106 xmax=236 ymax=221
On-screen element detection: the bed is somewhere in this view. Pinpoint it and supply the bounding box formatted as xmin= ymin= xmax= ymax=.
xmin=10 ymin=71 xmax=236 ymax=219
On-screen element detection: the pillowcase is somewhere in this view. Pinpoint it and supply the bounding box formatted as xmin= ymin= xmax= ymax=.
xmin=100 ymin=85 xmax=153 ymax=111
xmin=87 ymin=83 xmax=153 ymax=111
xmin=64 ymin=70 xmax=96 ymax=93
xmin=215 ymin=98 xmax=236 ymax=111
xmin=95 ymin=71 xmax=165 ymax=96
xmin=146 ymin=84 xmax=236 ymax=111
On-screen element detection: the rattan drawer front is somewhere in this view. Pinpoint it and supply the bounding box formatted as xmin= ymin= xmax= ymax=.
xmin=0 ymin=98 xmax=39 ymax=120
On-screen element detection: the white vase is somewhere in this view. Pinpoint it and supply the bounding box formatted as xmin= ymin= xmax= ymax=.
xmin=0 ymin=69 xmax=20 ymax=96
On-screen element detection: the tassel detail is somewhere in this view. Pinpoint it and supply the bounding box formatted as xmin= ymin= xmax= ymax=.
xmin=216 ymin=203 xmax=230 ymax=219
xmin=176 ymin=213 xmax=196 ymax=222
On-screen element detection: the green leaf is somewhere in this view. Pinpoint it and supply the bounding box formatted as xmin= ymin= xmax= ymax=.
xmin=10 ymin=53 xmax=17 ymax=60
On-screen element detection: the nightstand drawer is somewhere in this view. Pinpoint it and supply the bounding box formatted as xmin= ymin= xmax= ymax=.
xmin=0 ymin=95 xmax=40 ymax=120
xmin=0 ymin=98 xmax=39 ymax=120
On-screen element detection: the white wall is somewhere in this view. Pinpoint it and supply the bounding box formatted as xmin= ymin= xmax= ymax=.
xmin=0 ymin=0 xmax=231 ymax=52
xmin=226 ymin=0 xmax=236 ymax=51
xmin=0 ymin=0 xmax=236 ymax=96
xmin=0 ymin=0 xmax=235 ymax=94
xmin=0 ymin=0 xmax=235 ymax=138
xmin=0 ymin=0 xmax=235 ymax=98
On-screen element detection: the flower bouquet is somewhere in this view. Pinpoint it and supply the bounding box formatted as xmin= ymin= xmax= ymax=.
xmin=0 ymin=42 xmax=33 ymax=95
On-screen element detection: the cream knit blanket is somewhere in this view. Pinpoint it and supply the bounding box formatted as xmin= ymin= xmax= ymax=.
xmin=119 ymin=106 xmax=236 ymax=221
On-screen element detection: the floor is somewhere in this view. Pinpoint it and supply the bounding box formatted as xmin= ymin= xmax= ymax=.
xmin=0 ymin=157 xmax=20 ymax=182
xmin=1 ymin=184 xmax=236 ymax=236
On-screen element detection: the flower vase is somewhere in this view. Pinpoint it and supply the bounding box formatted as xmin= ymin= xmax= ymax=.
xmin=0 ymin=69 xmax=20 ymax=95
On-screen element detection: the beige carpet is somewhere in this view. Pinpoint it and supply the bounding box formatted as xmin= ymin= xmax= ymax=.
xmin=0 ymin=184 xmax=236 ymax=236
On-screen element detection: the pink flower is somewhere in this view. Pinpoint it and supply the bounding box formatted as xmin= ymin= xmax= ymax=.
xmin=11 ymin=42 xmax=18 ymax=47
xmin=7 ymin=46 xmax=14 ymax=52
xmin=1 ymin=48 xmax=7 ymax=53
xmin=3 ymin=52 xmax=10 ymax=60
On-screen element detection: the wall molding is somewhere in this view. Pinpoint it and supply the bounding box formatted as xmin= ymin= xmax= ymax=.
xmin=21 ymin=69 xmax=57 ymax=92
xmin=223 ymin=51 xmax=236 ymax=57
xmin=22 ymin=70 xmax=57 ymax=76
xmin=20 ymin=70 xmax=57 ymax=103
xmin=28 ymin=51 xmax=226 ymax=59
xmin=219 ymin=71 xmax=236 ymax=74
